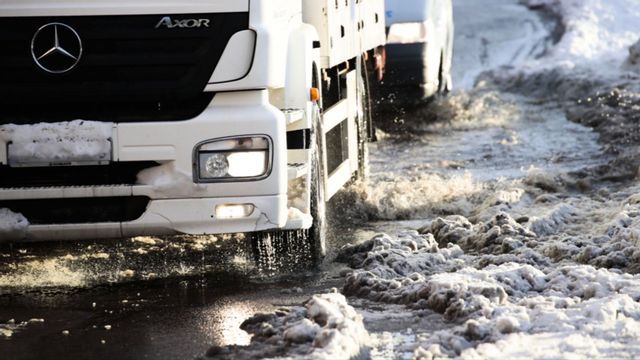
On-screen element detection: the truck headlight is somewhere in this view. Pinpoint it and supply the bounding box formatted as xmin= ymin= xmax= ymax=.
xmin=195 ymin=136 xmax=272 ymax=182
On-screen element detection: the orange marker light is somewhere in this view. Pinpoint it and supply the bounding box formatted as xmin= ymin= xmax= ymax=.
xmin=310 ymin=87 xmax=320 ymax=102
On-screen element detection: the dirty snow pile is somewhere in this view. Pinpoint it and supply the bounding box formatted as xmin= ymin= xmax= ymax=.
xmin=335 ymin=166 xmax=640 ymax=358
xmin=566 ymin=88 xmax=640 ymax=179
xmin=205 ymin=292 xmax=369 ymax=360
xmin=433 ymin=265 xmax=640 ymax=360
xmin=0 ymin=120 xmax=112 ymax=165
xmin=0 ymin=208 xmax=29 ymax=240
xmin=523 ymin=0 xmax=640 ymax=72
xmin=333 ymin=0 xmax=640 ymax=358
xmin=338 ymin=224 xmax=640 ymax=358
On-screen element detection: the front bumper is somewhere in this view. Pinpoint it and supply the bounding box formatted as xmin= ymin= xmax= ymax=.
xmin=0 ymin=90 xmax=291 ymax=242
xmin=12 ymin=195 xmax=286 ymax=242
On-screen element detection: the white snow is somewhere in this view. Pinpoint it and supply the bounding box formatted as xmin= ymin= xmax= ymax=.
xmin=338 ymin=166 xmax=640 ymax=358
xmin=0 ymin=208 xmax=29 ymax=239
xmin=452 ymin=0 xmax=551 ymax=88
xmin=527 ymin=204 xmax=576 ymax=237
xmin=136 ymin=162 xmax=205 ymax=196
xmin=283 ymin=318 xmax=321 ymax=343
xmin=305 ymin=293 xmax=370 ymax=358
xmin=0 ymin=120 xmax=112 ymax=165
xmin=523 ymin=0 xmax=640 ymax=74
xmin=341 ymin=228 xmax=640 ymax=359
xmin=287 ymin=207 xmax=306 ymax=221
xmin=207 ymin=292 xmax=370 ymax=359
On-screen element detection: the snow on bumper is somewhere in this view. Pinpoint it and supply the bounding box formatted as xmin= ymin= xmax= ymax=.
xmin=0 ymin=91 xmax=291 ymax=241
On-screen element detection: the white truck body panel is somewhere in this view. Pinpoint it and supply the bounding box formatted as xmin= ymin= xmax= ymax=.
xmin=303 ymin=0 xmax=386 ymax=68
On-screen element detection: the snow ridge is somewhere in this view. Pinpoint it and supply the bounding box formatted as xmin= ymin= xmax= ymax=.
xmin=205 ymin=292 xmax=369 ymax=360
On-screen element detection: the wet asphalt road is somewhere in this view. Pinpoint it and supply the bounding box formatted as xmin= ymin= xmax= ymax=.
xmin=0 ymin=1 xmax=562 ymax=359
xmin=1 ymin=273 xmax=344 ymax=360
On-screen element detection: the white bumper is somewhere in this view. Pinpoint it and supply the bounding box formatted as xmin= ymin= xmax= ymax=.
xmin=17 ymin=195 xmax=286 ymax=242
xmin=0 ymin=90 xmax=290 ymax=242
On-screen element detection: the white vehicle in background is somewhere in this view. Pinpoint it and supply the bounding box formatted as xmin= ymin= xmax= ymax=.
xmin=0 ymin=0 xmax=386 ymax=265
xmin=383 ymin=0 xmax=454 ymax=101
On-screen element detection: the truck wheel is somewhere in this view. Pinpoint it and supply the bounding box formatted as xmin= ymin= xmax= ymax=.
xmin=356 ymin=56 xmax=372 ymax=180
xmin=308 ymin=103 xmax=328 ymax=259
xmin=249 ymin=105 xmax=327 ymax=274
xmin=437 ymin=51 xmax=452 ymax=95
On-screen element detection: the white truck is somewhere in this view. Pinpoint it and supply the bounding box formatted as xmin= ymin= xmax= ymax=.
xmin=0 ymin=0 xmax=386 ymax=262
xmin=383 ymin=0 xmax=454 ymax=101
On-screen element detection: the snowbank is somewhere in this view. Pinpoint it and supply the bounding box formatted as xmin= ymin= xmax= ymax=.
xmin=485 ymin=0 xmax=640 ymax=102
xmin=340 ymin=229 xmax=640 ymax=358
xmin=0 ymin=120 xmax=112 ymax=165
xmin=450 ymin=267 xmax=640 ymax=359
xmin=523 ymin=0 xmax=640 ymax=71
xmin=338 ymin=171 xmax=640 ymax=357
xmin=342 ymin=1 xmax=640 ymax=358
xmin=206 ymin=292 xmax=370 ymax=359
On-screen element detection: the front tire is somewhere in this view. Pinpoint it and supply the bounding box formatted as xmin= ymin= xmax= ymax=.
xmin=250 ymin=105 xmax=327 ymax=273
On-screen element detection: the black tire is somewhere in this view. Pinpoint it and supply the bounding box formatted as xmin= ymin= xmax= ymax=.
xmin=308 ymin=104 xmax=328 ymax=258
xmin=437 ymin=51 xmax=451 ymax=95
xmin=250 ymin=105 xmax=327 ymax=274
xmin=356 ymin=56 xmax=372 ymax=181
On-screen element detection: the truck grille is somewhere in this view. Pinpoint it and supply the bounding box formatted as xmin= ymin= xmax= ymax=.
xmin=0 ymin=162 xmax=158 ymax=188
xmin=0 ymin=12 xmax=249 ymax=123
xmin=0 ymin=197 xmax=150 ymax=225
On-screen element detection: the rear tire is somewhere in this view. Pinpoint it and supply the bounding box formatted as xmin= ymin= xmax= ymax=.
xmin=357 ymin=56 xmax=372 ymax=181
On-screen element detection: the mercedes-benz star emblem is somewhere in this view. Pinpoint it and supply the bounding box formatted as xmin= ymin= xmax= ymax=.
xmin=31 ymin=23 xmax=83 ymax=74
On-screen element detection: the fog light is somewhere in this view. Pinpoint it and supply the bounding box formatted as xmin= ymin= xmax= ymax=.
xmin=216 ymin=204 xmax=255 ymax=219
xmin=195 ymin=136 xmax=272 ymax=182
xmin=204 ymin=153 xmax=229 ymax=178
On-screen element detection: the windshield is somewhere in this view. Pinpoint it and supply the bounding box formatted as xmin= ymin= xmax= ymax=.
xmin=385 ymin=0 xmax=430 ymax=25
